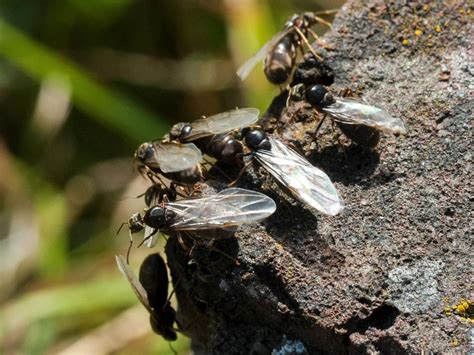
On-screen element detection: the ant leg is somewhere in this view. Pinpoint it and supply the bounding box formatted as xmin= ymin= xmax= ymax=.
xmin=314 ymin=113 xmax=328 ymax=137
xmin=177 ymin=232 xmax=191 ymax=251
xmin=165 ymin=285 xmax=177 ymax=307
xmin=192 ymin=238 xmax=240 ymax=266
xmin=293 ymin=26 xmax=323 ymax=61
xmin=172 ymin=186 xmax=189 ymax=199
xmin=168 ymin=343 xmax=177 ymax=355
xmin=203 ymin=157 xmax=233 ymax=182
xmin=155 ymin=174 xmax=170 ymax=188
xmin=286 ymin=141 xmax=306 ymax=156
xmin=174 ymin=312 xmax=205 ymax=335
xmin=137 ymin=228 xmax=158 ymax=249
xmin=313 ymin=9 xmax=339 ymax=16
xmin=202 ymin=157 xmax=215 ymax=169
xmin=338 ymin=87 xmax=353 ymax=98
xmin=206 ymin=242 xmax=240 ymax=266
xmin=285 ymin=95 xmax=291 ymax=109
xmin=285 ymin=83 xmax=297 ymax=108
xmin=228 ymin=160 xmax=252 ymax=187
xmin=287 ymin=105 xmax=304 ymax=123
xmin=331 ymin=121 xmax=348 ymax=160
xmin=166 ymin=182 xmax=186 ymax=200
xmin=184 ymin=183 xmax=204 ymax=198
xmin=313 ymin=14 xmax=333 ymax=28
xmin=307 ymin=28 xmax=333 ymax=50
xmin=145 ymin=170 xmax=158 ymax=184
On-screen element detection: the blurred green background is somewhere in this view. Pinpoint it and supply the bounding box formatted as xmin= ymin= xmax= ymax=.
xmin=0 ymin=0 xmax=341 ymax=353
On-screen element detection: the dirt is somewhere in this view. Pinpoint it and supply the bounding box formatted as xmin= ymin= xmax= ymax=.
xmin=166 ymin=0 xmax=473 ymax=353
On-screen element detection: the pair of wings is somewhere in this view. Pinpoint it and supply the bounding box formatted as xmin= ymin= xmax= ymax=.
xmin=165 ymin=187 xmax=276 ymax=231
xmin=180 ymin=107 xmax=260 ymax=141
xmin=148 ymin=141 xmax=202 ymax=173
xmin=143 ymin=188 xmax=276 ymax=247
xmin=254 ymin=137 xmax=344 ymax=216
xmin=149 ymin=108 xmax=260 ymax=173
xmin=116 ymin=254 xmax=156 ymax=316
xmin=166 ymin=187 xmax=276 ymax=230
xmin=237 ymin=27 xmax=293 ymax=80
xmin=322 ymin=97 xmax=407 ymax=134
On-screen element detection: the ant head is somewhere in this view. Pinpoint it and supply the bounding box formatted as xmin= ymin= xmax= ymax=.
xmin=127 ymin=213 xmax=145 ymax=234
xmin=150 ymin=307 xmax=177 ymax=340
xmin=134 ymin=142 xmax=155 ymax=163
xmin=169 ymin=122 xmax=193 ymax=141
xmin=243 ymin=128 xmax=271 ymax=151
xmin=302 ymin=12 xmax=317 ymax=25
xmin=143 ymin=207 xmax=175 ymax=229
xmin=289 ymin=83 xmax=306 ymax=102
xmin=305 ymin=85 xmax=334 ymax=107
xmin=286 ymin=13 xmax=301 ymax=27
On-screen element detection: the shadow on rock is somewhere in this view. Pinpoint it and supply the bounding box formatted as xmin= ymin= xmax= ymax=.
xmin=263 ymin=193 xmax=345 ymax=271
xmin=309 ymin=143 xmax=381 ymax=186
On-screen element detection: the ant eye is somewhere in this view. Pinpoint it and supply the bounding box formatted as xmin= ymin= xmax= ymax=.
xmin=180 ymin=124 xmax=193 ymax=139
xmin=135 ymin=143 xmax=154 ymax=161
xmin=169 ymin=123 xmax=192 ymax=141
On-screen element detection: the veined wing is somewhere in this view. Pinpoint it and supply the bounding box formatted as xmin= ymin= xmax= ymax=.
xmin=236 ymin=28 xmax=292 ymax=80
xmin=115 ymin=255 xmax=153 ymax=313
xmin=189 ymin=108 xmax=260 ymax=138
xmin=254 ymin=138 xmax=343 ymax=216
xmin=166 ymin=188 xmax=276 ymax=230
xmin=152 ymin=142 xmax=202 ymax=173
xmin=323 ymin=98 xmax=407 ymax=134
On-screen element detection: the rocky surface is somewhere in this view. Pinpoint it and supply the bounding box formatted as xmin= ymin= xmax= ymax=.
xmin=166 ymin=1 xmax=473 ymax=353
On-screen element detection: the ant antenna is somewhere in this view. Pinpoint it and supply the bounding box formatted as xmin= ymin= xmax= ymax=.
xmin=116 ymin=222 xmax=127 ymax=235
xmin=126 ymin=231 xmax=133 ymax=264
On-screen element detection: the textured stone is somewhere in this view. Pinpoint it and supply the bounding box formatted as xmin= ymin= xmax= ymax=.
xmin=167 ymin=1 xmax=473 ymax=353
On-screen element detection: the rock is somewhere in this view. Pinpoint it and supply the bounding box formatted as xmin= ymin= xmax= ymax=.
xmin=166 ymin=0 xmax=473 ymax=353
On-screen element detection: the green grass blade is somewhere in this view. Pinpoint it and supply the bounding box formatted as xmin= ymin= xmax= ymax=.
xmin=0 ymin=20 xmax=167 ymax=142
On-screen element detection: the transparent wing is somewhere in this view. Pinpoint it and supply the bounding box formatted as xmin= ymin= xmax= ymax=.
xmin=115 ymin=255 xmax=153 ymax=313
xmin=143 ymin=225 xmax=159 ymax=248
xmin=165 ymin=188 xmax=276 ymax=230
xmin=189 ymin=108 xmax=260 ymax=138
xmin=254 ymin=138 xmax=344 ymax=216
xmin=236 ymin=29 xmax=291 ymax=80
xmin=152 ymin=142 xmax=202 ymax=173
xmin=323 ymin=98 xmax=407 ymax=134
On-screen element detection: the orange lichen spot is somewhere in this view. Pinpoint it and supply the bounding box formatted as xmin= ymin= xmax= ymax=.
xmin=423 ymin=4 xmax=430 ymax=12
xmin=415 ymin=29 xmax=423 ymax=36
xmin=402 ymin=39 xmax=410 ymax=46
xmin=434 ymin=25 xmax=442 ymax=33
xmin=450 ymin=338 xmax=460 ymax=347
xmin=454 ymin=299 xmax=472 ymax=315
xmin=446 ymin=299 xmax=474 ymax=321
